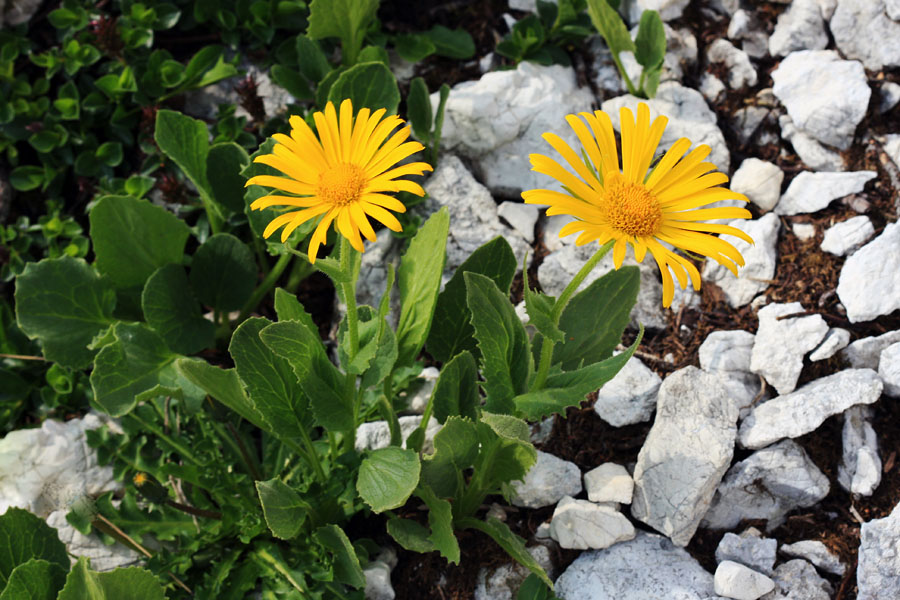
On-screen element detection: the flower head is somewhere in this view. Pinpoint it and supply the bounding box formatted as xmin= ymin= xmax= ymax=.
xmin=245 ymin=99 xmax=433 ymax=262
xmin=523 ymin=103 xmax=753 ymax=307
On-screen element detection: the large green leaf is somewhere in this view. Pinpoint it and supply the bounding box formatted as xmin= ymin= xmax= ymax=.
xmin=0 ymin=559 xmax=67 ymax=600
xmin=327 ymin=61 xmax=401 ymax=115
xmin=337 ymin=305 xmax=381 ymax=375
xmin=586 ymin=0 xmax=636 ymax=55
xmin=432 ymin=351 xmax=479 ymax=424
xmin=426 ymin=236 xmax=517 ymax=363
xmin=206 ymin=142 xmax=250 ymax=213
xmin=0 ymin=508 xmax=69 ymax=589
xmin=406 ymin=77 xmax=432 ymax=139
xmin=314 ymin=525 xmax=366 ymax=589
xmin=154 ymin=109 xmax=211 ymax=200
xmin=174 ymin=359 xmax=267 ymax=430
xmin=229 ymin=318 xmax=310 ymax=441
xmin=476 ymin=413 xmax=536 ymax=490
xmin=416 ymin=484 xmax=460 ymax=564
xmin=296 ymin=35 xmax=331 ymax=84
xmin=386 ymin=518 xmax=434 ymax=553
xmin=465 ymin=272 xmax=532 ymax=414
xmin=190 ymin=233 xmax=257 ymax=311
xmin=256 ymin=478 xmax=312 ymax=540
xmin=424 ymin=25 xmax=475 ymax=59
xmin=307 ymin=0 xmax=378 ymax=65
xmin=458 ymin=517 xmax=552 ymax=589
xmin=357 ymin=447 xmax=420 ymax=513
xmin=14 ymin=257 xmax=115 ymax=369
xmin=57 ymin=557 xmax=165 ymax=600
xmin=273 ymin=288 xmax=320 ymax=340
xmin=396 ymin=207 xmax=449 ymax=367
xmin=89 ymin=195 xmax=190 ymax=290
xmin=634 ymin=10 xmax=666 ymax=70
xmin=420 ymin=416 xmax=479 ymax=499
xmin=142 ymin=264 xmax=214 ymax=355
xmin=523 ymin=266 xmax=563 ymax=344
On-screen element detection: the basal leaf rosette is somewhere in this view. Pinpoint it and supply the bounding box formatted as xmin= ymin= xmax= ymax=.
xmin=522 ymin=102 xmax=753 ymax=307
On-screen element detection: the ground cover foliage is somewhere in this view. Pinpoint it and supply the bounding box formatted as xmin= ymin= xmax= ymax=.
xmin=0 ymin=0 xmax=659 ymax=597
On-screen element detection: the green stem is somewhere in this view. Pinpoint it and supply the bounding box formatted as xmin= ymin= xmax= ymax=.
xmin=222 ymin=421 xmax=264 ymax=481
xmin=531 ymin=241 xmax=614 ymax=391
xmin=238 ymin=253 xmax=293 ymax=322
xmin=127 ymin=412 xmax=201 ymax=465
xmin=200 ymin=193 xmax=224 ymax=235
xmin=339 ymin=236 xmax=360 ymax=362
xmin=293 ymin=427 xmax=327 ymax=483
xmin=610 ymin=51 xmax=638 ymax=96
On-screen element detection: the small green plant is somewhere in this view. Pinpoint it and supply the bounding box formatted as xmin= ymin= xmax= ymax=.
xmin=497 ymin=0 xmax=594 ymax=65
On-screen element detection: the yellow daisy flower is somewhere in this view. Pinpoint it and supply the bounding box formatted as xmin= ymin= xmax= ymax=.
xmin=522 ymin=102 xmax=753 ymax=307
xmin=245 ymin=99 xmax=433 ymax=262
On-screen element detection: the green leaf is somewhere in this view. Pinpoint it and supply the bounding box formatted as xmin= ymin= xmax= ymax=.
xmin=142 ymin=264 xmax=214 ymax=355
xmin=357 ymin=446 xmax=421 ymax=513
xmin=0 ymin=508 xmax=69 ymax=588
xmin=432 ymin=351 xmax=479 ymax=423
xmin=57 ymin=557 xmax=166 ymax=600
xmin=174 ymin=358 xmax=267 ymax=429
xmin=394 ymin=34 xmax=436 ymax=63
xmin=476 ymin=413 xmax=536 ymax=489
xmin=96 ymin=141 xmax=123 ymax=167
xmin=337 ymin=305 xmax=381 ymax=375
xmin=89 ymin=195 xmax=190 ymax=290
xmin=307 ymin=0 xmax=379 ymax=65
xmin=426 ymin=236 xmax=517 ymax=363
xmin=9 ymin=166 xmax=46 ymax=192
xmin=465 ymin=272 xmax=532 ymax=414
xmin=517 ymin=573 xmax=558 ymax=600
xmin=314 ymin=525 xmax=366 ymax=589
xmin=407 ymin=77 xmax=432 ymax=140
xmin=154 ymin=109 xmax=211 ymax=199
xmin=586 ymin=0 xmax=635 ymax=55
xmin=178 ymin=45 xmax=230 ymax=91
xmin=207 ymin=142 xmax=250 ymax=213
xmin=0 ymin=559 xmax=67 ymax=600
xmin=296 ymin=35 xmax=331 ymax=84
xmin=270 ymin=65 xmax=314 ymax=101
xmin=634 ymin=10 xmax=666 ymax=69
xmin=15 ymin=257 xmax=116 ymax=369
xmin=230 ymin=318 xmax=310 ymax=441
xmin=256 ymin=478 xmax=311 ymax=540
xmin=420 ymin=416 xmax=479 ymax=498
xmin=357 ymin=45 xmax=390 ymax=66
xmin=552 ymin=266 xmax=639 ymax=370
xmin=523 ymin=263 xmax=563 ymax=343
xmin=396 ymin=207 xmax=449 ymax=367
xmin=386 ymin=518 xmax=434 ymax=553
xmin=359 ymin=317 xmax=398 ymax=391
xmin=424 ymin=25 xmax=475 ymax=59
xmin=642 ymin=64 xmax=662 ymax=98
xmin=327 ymin=61 xmax=401 ymax=115
xmin=416 ymin=484 xmax=460 ymax=564
xmin=273 ymin=288 xmax=320 ymax=340
xmin=459 ymin=517 xmax=553 ymax=590
xmin=190 ymin=233 xmax=257 ymax=311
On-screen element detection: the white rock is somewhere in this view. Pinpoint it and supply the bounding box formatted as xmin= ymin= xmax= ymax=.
xmin=837 ymin=222 xmax=900 ymax=322
xmin=780 ymin=541 xmax=846 ymax=576
xmin=728 ymin=10 xmax=769 ymax=59
xmin=616 ymin=23 xmax=697 ymax=86
xmin=497 ymin=202 xmax=539 ymax=243
xmin=775 ymin=171 xmax=876 ymax=215
xmin=549 ymin=496 xmax=635 ymax=550
xmin=541 ymin=214 xmax=575 ymax=252
xmin=555 ymin=531 xmax=720 ymax=599
xmin=738 ymin=369 xmax=883 ymax=449
xmin=771 ymin=51 xmax=871 ymax=151
xmin=842 ymin=330 xmax=900 ymax=369
xmin=839 ymin=406 xmax=883 ymax=496
xmin=820 ymin=216 xmax=875 ymax=256
xmin=354 ymin=234 xmax=403 ymax=326
xmin=808 ymin=328 xmax=851 ymax=361
xmin=45 ymin=509 xmax=140 ymax=572
xmin=885 ymin=133 xmax=900 ymax=168
xmin=879 ymin=342 xmax=900 ymax=397
xmin=792 ymin=223 xmax=816 ymax=241
xmin=602 ymin=81 xmax=731 ymax=172
xmin=435 ymin=62 xmax=594 ymax=196
xmin=700 ymin=73 xmax=726 ymax=103
xmin=779 ymin=114 xmax=845 ymax=172
xmin=768 ymin=0 xmax=828 ymax=57
xmin=749 ymin=302 xmax=829 ymax=395
xmin=584 ymin=463 xmax=634 ymax=504
xmin=364 ymin=561 xmax=395 ymax=600
xmin=699 ymin=330 xmax=762 ymax=414
xmin=731 ymin=106 xmax=774 ymax=146
xmin=715 ymin=561 xmax=776 ymax=600
xmin=534 ymin=521 xmax=552 ymax=540
xmin=763 ymin=559 xmax=833 ymax=600
xmin=624 ymin=0 xmax=690 ymax=22
xmin=880 ymin=82 xmax=900 ymax=114
xmin=716 ymin=530 xmax=777 ymax=575
xmin=708 ymin=39 xmax=757 ymax=89
xmin=731 ymin=159 xmax=784 ymax=213
xmin=817 ymin=0 xmax=838 ymax=19
xmin=888 ymin=0 xmax=900 ymax=20
xmin=631 ymin=367 xmax=738 ymax=546
xmin=702 ymin=440 xmax=829 ymax=530
xmin=474 ymin=545 xmax=554 ymax=600
xmin=511 ymin=451 xmax=583 ymax=509
xmin=703 ymin=214 xmax=781 ymax=309
xmin=355 ymin=416 xmax=441 ymax=453
xmin=593 ymin=356 xmax=661 ymax=427
xmin=831 ymin=0 xmax=900 ymax=70
xmin=857 ymin=501 xmax=900 ymax=600
xmin=404 ymin=367 xmax=439 ymax=414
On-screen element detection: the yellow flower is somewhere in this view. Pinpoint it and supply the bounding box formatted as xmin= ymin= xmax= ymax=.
xmin=245 ymin=99 xmax=433 ymax=262
xmin=523 ymin=102 xmax=753 ymax=307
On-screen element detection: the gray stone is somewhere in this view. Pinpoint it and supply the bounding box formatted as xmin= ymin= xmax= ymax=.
xmin=857 ymin=502 xmax=900 ymax=600
xmin=602 ymin=81 xmax=730 ymax=172
xmin=715 ymin=530 xmax=777 ymax=575
xmin=1 ymin=0 xmax=42 ymax=26
xmin=880 ymin=82 xmax=900 ymax=114
xmin=771 ymin=51 xmax=870 ymax=151
xmin=731 ymin=159 xmax=784 ymax=213
xmin=841 ymin=329 xmax=900 ymax=369
xmin=474 ymin=545 xmax=554 ymax=600
xmin=831 ymin=0 xmax=900 ymax=71
xmin=761 ymin=559 xmax=833 ymax=600
xmin=593 ymin=355 xmax=662 ymax=427
xmin=435 ymin=62 xmax=594 ymax=196
xmin=550 ymin=496 xmax=636 ymax=550
xmin=817 ymin=0 xmax=838 ymax=19
xmin=775 ymin=171 xmax=876 ymax=216
xmin=555 ymin=531 xmax=721 ymax=600
xmin=880 ymin=342 xmax=900 ymax=397
xmin=541 ymin=214 xmax=575 ymax=252
xmin=739 ymin=369 xmax=883 ymax=449
xmin=749 ymin=302 xmax=829 ymax=396
xmin=497 ymin=201 xmax=539 ymax=243
xmin=837 ymin=222 xmax=900 ymax=322
xmin=699 ymin=330 xmax=762 ymax=414
xmin=511 ymin=451 xmax=583 ymax=509
xmin=768 ymin=0 xmax=829 ymax=57
xmin=780 ymin=541 xmax=846 ymax=576
xmin=584 ymin=463 xmax=634 ymax=504
xmin=624 ymin=0 xmax=691 ymax=22
xmin=885 ymin=134 xmax=900 ymax=169
xmin=714 ymin=561 xmax=776 ymax=600
xmin=355 ymin=416 xmax=441 ymax=453
xmin=700 ymin=73 xmax=726 ymax=103
xmin=46 ymin=509 xmax=140 ymax=572
xmin=808 ymin=328 xmax=851 ymax=361
xmin=355 ymin=234 xmax=403 ymax=326
xmin=792 ymin=223 xmax=816 ymax=241
xmin=364 ymin=561 xmax=395 ymax=600
xmin=731 ymin=107 xmax=775 ymax=146
xmin=839 ymin=406 xmax=882 ymax=496
xmin=820 ymin=216 xmax=875 ymax=256
xmin=702 ymin=440 xmax=829 ymax=530
xmin=703 ymin=214 xmax=781 ymax=309
xmin=708 ymin=39 xmax=757 ymax=89
xmin=779 ymin=115 xmax=845 ymax=172
xmin=727 ymin=10 xmax=769 ymax=59
xmin=631 ymin=367 xmax=738 ymax=546
xmin=184 ymin=63 xmax=294 ymax=122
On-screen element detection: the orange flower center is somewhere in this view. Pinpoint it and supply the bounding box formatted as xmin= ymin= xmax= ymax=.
xmin=603 ymin=173 xmax=662 ymax=237
xmin=318 ymin=163 xmax=365 ymax=206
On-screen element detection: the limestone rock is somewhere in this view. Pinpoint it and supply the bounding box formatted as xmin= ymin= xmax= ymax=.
xmin=714 ymin=561 xmax=776 ymax=600
xmin=749 ymin=302 xmax=829 ymax=395
xmin=707 ymin=39 xmax=757 ymax=89
xmin=624 ymin=0 xmax=690 ymax=22
xmin=46 ymin=510 xmax=140 ymax=572
xmin=879 ymin=342 xmax=900 ymax=397
xmin=698 ymin=330 xmax=761 ymax=414
xmin=762 ymin=559 xmax=833 ymax=600
xmin=792 ymin=223 xmax=816 ymax=241
xmin=838 ymin=406 xmax=882 ymax=496
xmin=730 ymin=159 xmax=784 ymax=213
xmin=880 ymin=82 xmax=900 ymax=114
xmin=474 ymin=545 xmax=554 ymax=600
xmin=497 ymin=201 xmax=539 ymax=243
xmin=511 ymin=451 xmax=583 ymax=509
xmin=355 ymin=416 xmax=441 ymax=453
xmin=841 ymin=329 xmax=900 ymax=369
xmin=716 ymin=530 xmax=777 ymax=575
xmin=779 ymin=114 xmax=845 ymax=172
xmin=364 ymin=560 xmax=395 ymax=600
xmin=775 ymin=171 xmax=876 ymax=216
xmin=837 ymin=222 xmax=900 ymax=322
xmin=584 ymin=463 xmax=634 ymax=504
xmin=700 ymin=73 xmax=726 ymax=103
xmin=780 ymin=540 xmax=846 ymax=576
xmin=768 ymin=0 xmax=828 ymax=57
xmin=404 ymin=367 xmax=439 ymax=414
xmin=593 ymin=355 xmax=661 ymax=427
xmin=727 ymin=10 xmax=769 ymax=58
xmin=857 ymin=501 xmax=900 ymax=600
xmin=631 ymin=367 xmax=738 ymax=546
xmin=831 ymin=0 xmax=900 ymax=70
xmin=820 ymin=216 xmax=875 ymax=256
xmin=549 ymin=496 xmax=635 ymax=550
xmin=808 ymin=328 xmax=851 ymax=362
